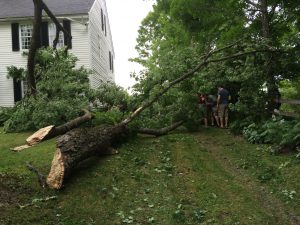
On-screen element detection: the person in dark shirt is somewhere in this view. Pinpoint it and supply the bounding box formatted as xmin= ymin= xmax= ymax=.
xmin=217 ymin=85 xmax=231 ymax=128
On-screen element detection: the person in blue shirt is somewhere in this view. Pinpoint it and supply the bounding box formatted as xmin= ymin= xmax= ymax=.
xmin=217 ymin=85 xmax=231 ymax=128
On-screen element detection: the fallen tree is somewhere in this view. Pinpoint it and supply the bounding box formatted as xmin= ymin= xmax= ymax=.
xmin=13 ymin=0 xmax=281 ymax=189
xmin=45 ymin=42 xmax=276 ymax=189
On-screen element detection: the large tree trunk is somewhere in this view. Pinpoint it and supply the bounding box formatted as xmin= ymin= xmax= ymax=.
xmin=47 ymin=125 xmax=129 ymax=189
xmin=259 ymin=0 xmax=280 ymax=112
xmin=26 ymin=0 xmax=72 ymax=97
xmin=27 ymin=0 xmax=42 ymax=96
xmin=46 ymin=121 xmax=184 ymax=189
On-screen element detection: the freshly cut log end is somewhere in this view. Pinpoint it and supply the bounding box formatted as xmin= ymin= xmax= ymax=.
xmin=26 ymin=125 xmax=55 ymax=146
xmin=46 ymin=148 xmax=65 ymax=189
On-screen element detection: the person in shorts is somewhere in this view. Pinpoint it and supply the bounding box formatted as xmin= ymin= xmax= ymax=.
xmin=207 ymin=94 xmax=219 ymax=127
xmin=197 ymin=93 xmax=209 ymax=127
xmin=217 ymin=85 xmax=231 ymax=128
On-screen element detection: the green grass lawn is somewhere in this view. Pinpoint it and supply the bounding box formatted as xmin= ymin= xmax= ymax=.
xmin=0 ymin=127 xmax=299 ymax=225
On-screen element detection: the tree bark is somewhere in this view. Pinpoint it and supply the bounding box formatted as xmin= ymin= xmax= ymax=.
xmin=46 ymin=124 xmax=128 ymax=189
xmin=27 ymin=0 xmax=43 ymax=96
xmin=26 ymin=0 xmax=72 ymax=97
xmin=12 ymin=109 xmax=93 ymax=151
xmin=259 ymin=0 xmax=280 ymax=112
xmin=137 ymin=121 xmax=184 ymax=136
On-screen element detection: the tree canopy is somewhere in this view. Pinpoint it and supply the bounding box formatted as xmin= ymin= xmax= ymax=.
xmin=130 ymin=0 xmax=300 ymax=129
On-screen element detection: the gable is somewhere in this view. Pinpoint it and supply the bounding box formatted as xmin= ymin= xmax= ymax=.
xmin=0 ymin=0 xmax=95 ymax=19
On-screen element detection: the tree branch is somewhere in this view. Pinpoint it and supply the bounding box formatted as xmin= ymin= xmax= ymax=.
xmin=12 ymin=109 xmax=93 ymax=151
xmin=40 ymin=0 xmax=72 ymax=50
xmin=137 ymin=121 xmax=184 ymax=136
xmin=120 ymin=39 xmax=263 ymax=126
xmin=26 ymin=162 xmax=47 ymax=188
xmin=207 ymin=49 xmax=278 ymax=63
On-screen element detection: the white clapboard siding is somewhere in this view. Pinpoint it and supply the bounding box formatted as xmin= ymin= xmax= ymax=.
xmin=68 ymin=19 xmax=90 ymax=69
xmin=88 ymin=0 xmax=114 ymax=89
xmin=0 ymin=22 xmax=28 ymax=107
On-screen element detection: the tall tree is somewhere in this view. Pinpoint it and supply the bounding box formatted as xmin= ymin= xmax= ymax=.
xmin=27 ymin=0 xmax=72 ymax=96
xmin=132 ymin=0 xmax=300 ymax=122
xmin=27 ymin=0 xmax=43 ymax=96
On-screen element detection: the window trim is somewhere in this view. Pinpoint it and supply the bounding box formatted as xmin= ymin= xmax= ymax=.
xmin=19 ymin=24 xmax=33 ymax=50
xmin=48 ymin=23 xmax=64 ymax=48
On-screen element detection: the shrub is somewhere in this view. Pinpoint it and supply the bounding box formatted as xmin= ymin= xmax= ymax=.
xmin=3 ymin=48 xmax=91 ymax=132
xmin=242 ymin=117 xmax=300 ymax=151
xmin=0 ymin=107 xmax=15 ymax=126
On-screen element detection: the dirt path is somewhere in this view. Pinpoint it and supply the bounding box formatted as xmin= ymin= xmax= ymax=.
xmin=194 ymin=129 xmax=300 ymax=225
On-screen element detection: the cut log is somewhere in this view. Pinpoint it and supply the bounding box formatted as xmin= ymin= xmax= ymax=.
xmin=46 ymin=125 xmax=128 ymax=189
xmin=137 ymin=121 xmax=184 ymax=136
xmin=26 ymin=125 xmax=55 ymax=146
xmin=12 ymin=109 xmax=92 ymax=151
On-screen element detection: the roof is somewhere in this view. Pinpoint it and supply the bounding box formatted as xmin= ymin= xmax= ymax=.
xmin=0 ymin=0 xmax=95 ymax=19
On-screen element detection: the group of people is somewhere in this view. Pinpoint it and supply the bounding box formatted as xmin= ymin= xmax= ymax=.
xmin=198 ymin=85 xmax=231 ymax=129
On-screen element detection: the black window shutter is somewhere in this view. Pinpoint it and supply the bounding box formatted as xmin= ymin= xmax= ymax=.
xmin=40 ymin=21 xmax=49 ymax=47
xmin=11 ymin=23 xmax=20 ymax=51
xmin=109 ymin=51 xmax=112 ymax=70
xmin=101 ymin=9 xmax=104 ymax=31
xmin=104 ymin=15 xmax=107 ymax=36
xmin=111 ymin=54 xmax=114 ymax=73
xmin=63 ymin=20 xmax=72 ymax=49
xmin=13 ymin=79 xmax=22 ymax=103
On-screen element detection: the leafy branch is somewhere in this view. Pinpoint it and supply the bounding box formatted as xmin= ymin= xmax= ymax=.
xmin=121 ymin=41 xmax=277 ymax=126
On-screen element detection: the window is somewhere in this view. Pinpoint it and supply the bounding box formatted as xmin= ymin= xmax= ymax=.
xmin=48 ymin=23 xmax=64 ymax=48
xmin=20 ymin=24 xmax=33 ymax=49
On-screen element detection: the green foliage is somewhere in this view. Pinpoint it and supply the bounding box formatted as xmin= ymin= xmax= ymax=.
xmin=0 ymin=107 xmax=15 ymax=126
xmin=4 ymin=48 xmax=91 ymax=132
xmin=280 ymin=120 xmax=300 ymax=148
xmin=242 ymin=117 xmax=300 ymax=151
xmin=279 ymin=78 xmax=300 ymax=113
xmin=6 ymin=66 xmax=26 ymax=81
xmin=3 ymin=102 xmax=34 ymax=132
xmin=92 ymin=83 xmax=131 ymax=111
xmin=92 ymin=109 xmax=125 ymax=126
xmin=229 ymin=116 xmax=253 ymax=135
xmin=132 ymin=0 xmax=300 ymax=137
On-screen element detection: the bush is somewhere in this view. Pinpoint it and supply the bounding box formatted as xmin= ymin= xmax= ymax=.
xmin=242 ymin=117 xmax=300 ymax=151
xmin=0 ymin=107 xmax=15 ymax=126
xmin=3 ymin=48 xmax=91 ymax=132
xmin=92 ymin=109 xmax=125 ymax=126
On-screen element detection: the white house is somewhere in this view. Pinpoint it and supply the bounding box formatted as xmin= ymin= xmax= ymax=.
xmin=0 ymin=0 xmax=115 ymax=107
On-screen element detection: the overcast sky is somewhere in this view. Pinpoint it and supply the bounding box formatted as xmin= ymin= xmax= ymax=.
xmin=106 ymin=0 xmax=154 ymax=89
